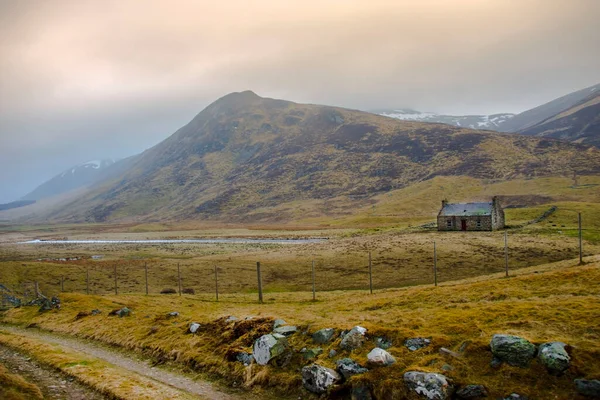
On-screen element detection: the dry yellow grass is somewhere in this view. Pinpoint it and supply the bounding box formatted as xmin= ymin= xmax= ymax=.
xmin=0 ymin=363 xmax=43 ymax=400
xmin=2 ymin=255 xmax=599 ymax=399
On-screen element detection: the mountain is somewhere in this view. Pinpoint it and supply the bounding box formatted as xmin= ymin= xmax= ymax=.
xmin=516 ymin=90 xmax=600 ymax=148
xmin=22 ymin=159 xmax=117 ymax=201
xmin=498 ymin=83 xmax=600 ymax=133
xmin=376 ymin=108 xmax=515 ymax=130
xmin=37 ymin=91 xmax=600 ymax=224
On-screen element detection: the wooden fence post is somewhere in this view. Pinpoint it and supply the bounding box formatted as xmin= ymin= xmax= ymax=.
xmin=368 ymin=251 xmax=373 ymax=294
xmin=504 ymin=231 xmax=509 ymax=277
xmin=311 ymin=260 xmax=316 ymax=301
xmin=433 ymin=241 xmax=438 ymax=287
xmin=215 ymin=265 xmax=219 ymax=302
xmin=61 ymin=276 xmax=64 ymax=292
xmin=114 ymin=264 xmax=118 ymax=295
xmin=144 ymin=263 xmax=149 ymax=295
xmin=86 ymin=268 xmax=90 ymax=295
xmin=578 ymin=212 xmax=583 ymax=264
xmin=177 ymin=263 xmax=182 ymax=296
xmin=257 ymin=262 xmax=263 ymax=303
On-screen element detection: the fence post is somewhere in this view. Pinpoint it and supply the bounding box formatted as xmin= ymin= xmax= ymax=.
xmin=257 ymin=262 xmax=263 ymax=303
xmin=215 ymin=265 xmax=219 ymax=302
xmin=61 ymin=276 xmax=64 ymax=292
xmin=368 ymin=251 xmax=373 ymax=294
xmin=144 ymin=263 xmax=149 ymax=295
xmin=433 ymin=241 xmax=438 ymax=287
xmin=311 ymin=260 xmax=316 ymax=301
xmin=86 ymin=268 xmax=90 ymax=295
xmin=578 ymin=212 xmax=583 ymax=264
xmin=114 ymin=264 xmax=118 ymax=295
xmin=177 ymin=263 xmax=182 ymax=296
xmin=504 ymin=231 xmax=509 ymax=277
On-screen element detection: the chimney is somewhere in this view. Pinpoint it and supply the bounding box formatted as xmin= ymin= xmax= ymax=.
xmin=492 ymin=196 xmax=500 ymax=208
xmin=442 ymin=199 xmax=448 ymax=208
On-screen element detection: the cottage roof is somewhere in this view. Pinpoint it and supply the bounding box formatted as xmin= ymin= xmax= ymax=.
xmin=439 ymin=202 xmax=493 ymax=217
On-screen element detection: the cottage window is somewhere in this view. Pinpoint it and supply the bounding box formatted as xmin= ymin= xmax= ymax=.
xmin=446 ymin=219 xmax=452 ymax=228
xmin=476 ymin=219 xmax=482 ymax=228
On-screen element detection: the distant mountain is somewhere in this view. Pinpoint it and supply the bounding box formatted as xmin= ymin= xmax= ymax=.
xmin=0 ymin=200 xmax=36 ymax=211
xmin=22 ymin=159 xmax=117 ymax=201
xmin=376 ymin=109 xmax=515 ymax=130
xmin=498 ymin=83 xmax=600 ymax=133
xmin=35 ymin=91 xmax=600 ymax=224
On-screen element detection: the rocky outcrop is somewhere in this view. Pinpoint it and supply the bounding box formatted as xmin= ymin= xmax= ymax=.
xmin=312 ymin=328 xmax=335 ymax=344
xmin=490 ymin=335 xmax=536 ymax=367
xmin=253 ymin=334 xmax=288 ymax=365
xmin=404 ymin=371 xmax=454 ymax=400
xmin=366 ymin=348 xmax=396 ymax=366
xmin=336 ymin=358 xmax=368 ymax=379
xmin=341 ymin=326 xmax=367 ymax=350
xmin=301 ymin=364 xmax=341 ymax=394
xmin=538 ymin=342 xmax=570 ymax=374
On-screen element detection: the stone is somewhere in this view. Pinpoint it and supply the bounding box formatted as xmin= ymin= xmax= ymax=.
xmin=91 ymin=309 xmax=101 ymax=315
xmin=329 ymin=349 xmax=337 ymax=358
xmin=490 ymin=334 xmax=536 ymax=367
xmin=538 ymin=342 xmax=570 ymax=374
xmin=303 ymin=348 xmax=323 ymax=360
xmin=167 ymin=311 xmax=179 ymax=318
xmin=236 ymin=352 xmax=253 ymax=366
xmin=404 ymin=371 xmax=454 ymax=400
xmin=503 ymin=394 xmax=528 ymax=400
xmin=575 ymin=379 xmax=600 ymax=397
xmin=189 ymin=322 xmax=201 ymax=333
xmin=374 ymin=337 xmax=392 ymax=350
xmin=340 ymin=326 xmax=367 ymax=350
xmin=253 ymin=334 xmax=288 ymax=365
xmin=225 ymin=316 xmax=238 ymax=323
xmin=351 ymin=382 xmax=373 ymax=400
xmin=301 ymin=364 xmax=341 ymax=394
xmin=336 ymin=358 xmax=368 ymax=379
xmin=405 ymin=337 xmax=431 ymax=351
xmin=367 ymin=348 xmax=396 ymax=366
xmin=116 ymin=307 xmax=130 ymax=318
xmin=273 ymin=319 xmax=286 ymax=328
xmin=273 ymin=325 xmax=297 ymax=336
xmin=312 ymin=328 xmax=335 ymax=344
xmin=456 ymin=384 xmax=488 ymax=399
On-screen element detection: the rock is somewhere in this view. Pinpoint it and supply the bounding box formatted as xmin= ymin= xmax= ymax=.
xmin=312 ymin=328 xmax=335 ymax=344
xmin=490 ymin=334 xmax=536 ymax=367
xmin=303 ymin=348 xmax=323 ymax=360
xmin=404 ymin=371 xmax=454 ymax=400
xmin=340 ymin=326 xmax=367 ymax=350
xmin=351 ymin=382 xmax=373 ymax=400
xmin=116 ymin=307 xmax=130 ymax=317
xmin=39 ymin=297 xmax=61 ymax=312
xmin=456 ymin=384 xmax=488 ymax=399
xmin=189 ymin=322 xmax=201 ymax=333
xmin=336 ymin=358 xmax=368 ymax=379
xmin=167 ymin=311 xmax=179 ymax=318
xmin=236 ymin=352 xmax=253 ymax=366
xmin=329 ymin=349 xmax=337 ymax=358
xmin=575 ymin=379 xmax=600 ymax=397
xmin=503 ymin=394 xmax=528 ymax=400
xmin=91 ymin=309 xmax=101 ymax=315
xmin=301 ymin=364 xmax=341 ymax=394
xmin=374 ymin=337 xmax=392 ymax=350
xmin=273 ymin=325 xmax=297 ymax=336
xmin=538 ymin=342 xmax=570 ymax=374
xmin=273 ymin=319 xmax=286 ymax=328
xmin=367 ymin=348 xmax=396 ymax=366
xmin=225 ymin=316 xmax=238 ymax=323
xmin=405 ymin=337 xmax=431 ymax=351
xmin=253 ymin=334 xmax=288 ymax=365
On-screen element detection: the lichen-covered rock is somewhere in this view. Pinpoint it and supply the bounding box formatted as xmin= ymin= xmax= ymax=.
xmin=374 ymin=337 xmax=392 ymax=350
xmin=189 ymin=322 xmax=201 ymax=333
xmin=575 ymin=379 xmax=600 ymax=397
xmin=303 ymin=348 xmax=323 ymax=360
xmin=336 ymin=358 xmax=368 ymax=379
xmin=236 ymin=352 xmax=253 ymax=366
xmin=456 ymin=384 xmax=488 ymax=399
xmin=351 ymin=382 xmax=373 ymax=400
xmin=302 ymin=364 xmax=341 ymax=394
xmin=404 ymin=371 xmax=454 ymax=400
xmin=405 ymin=337 xmax=431 ymax=351
xmin=273 ymin=325 xmax=297 ymax=336
xmin=116 ymin=307 xmax=130 ymax=318
xmin=253 ymin=334 xmax=288 ymax=365
xmin=273 ymin=318 xmax=286 ymax=328
xmin=538 ymin=342 xmax=570 ymax=374
xmin=367 ymin=348 xmax=396 ymax=366
xmin=340 ymin=326 xmax=367 ymax=350
xmin=490 ymin=334 xmax=536 ymax=367
xmin=313 ymin=328 xmax=335 ymax=344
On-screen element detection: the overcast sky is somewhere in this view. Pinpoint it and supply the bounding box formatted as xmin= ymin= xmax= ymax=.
xmin=1 ymin=0 xmax=599 ymax=203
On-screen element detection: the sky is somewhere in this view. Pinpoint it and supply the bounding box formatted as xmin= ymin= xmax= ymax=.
xmin=1 ymin=0 xmax=599 ymax=203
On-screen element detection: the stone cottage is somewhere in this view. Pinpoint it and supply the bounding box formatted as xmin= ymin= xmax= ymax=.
xmin=437 ymin=197 xmax=505 ymax=231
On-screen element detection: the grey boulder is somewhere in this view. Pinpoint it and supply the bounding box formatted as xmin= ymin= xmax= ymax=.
xmin=340 ymin=326 xmax=367 ymax=350
xmin=273 ymin=318 xmax=286 ymax=328
xmin=236 ymin=352 xmax=253 ymax=366
xmin=302 ymin=364 xmax=341 ymax=394
xmin=490 ymin=334 xmax=536 ymax=367
xmin=405 ymin=337 xmax=431 ymax=351
xmin=336 ymin=358 xmax=368 ymax=379
xmin=312 ymin=328 xmax=335 ymax=344
xmin=404 ymin=371 xmax=454 ymax=400
xmin=189 ymin=322 xmax=201 ymax=333
xmin=273 ymin=325 xmax=297 ymax=336
xmin=367 ymin=348 xmax=396 ymax=366
xmin=253 ymin=334 xmax=288 ymax=365
xmin=575 ymin=379 xmax=600 ymax=397
xmin=538 ymin=342 xmax=570 ymax=374
xmin=456 ymin=384 xmax=488 ymax=399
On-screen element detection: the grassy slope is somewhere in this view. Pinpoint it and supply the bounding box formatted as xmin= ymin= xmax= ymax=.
xmin=2 ymin=256 xmax=599 ymax=399
xmin=0 ymin=363 xmax=43 ymax=400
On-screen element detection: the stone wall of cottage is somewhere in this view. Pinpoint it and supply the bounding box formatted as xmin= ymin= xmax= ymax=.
xmin=437 ymin=215 xmax=493 ymax=231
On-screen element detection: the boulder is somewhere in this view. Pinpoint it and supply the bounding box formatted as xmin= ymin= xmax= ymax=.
xmin=329 ymin=349 xmax=337 ymax=358
xmin=575 ymin=379 xmax=600 ymax=397
xmin=538 ymin=342 xmax=570 ymax=374
xmin=167 ymin=311 xmax=179 ymax=318
xmin=490 ymin=334 xmax=536 ymax=367
xmin=91 ymin=309 xmax=102 ymax=315
xmin=405 ymin=337 xmax=431 ymax=351
xmin=404 ymin=371 xmax=454 ymax=400
xmin=116 ymin=307 xmax=130 ymax=318
xmin=301 ymin=364 xmax=341 ymax=394
xmin=273 ymin=318 xmax=286 ymax=328
xmin=456 ymin=384 xmax=488 ymax=399
xmin=236 ymin=352 xmax=253 ymax=366
xmin=367 ymin=348 xmax=396 ymax=366
xmin=374 ymin=337 xmax=392 ymax=350
xmin=503 ymin=394 xmax=528 ymax=400
xmin=253 ymin=334 xmax=288 ymax=365
xmin=313 ymin=328 xmax=335 ymax=344
xmin=351 ymin=382 xmax=373 ymax=400
xmin=273 ymin=325 xmax=297 ymax=336
xmin=340 ymin=326 xmax=367 ymax=350
xmin=189 ymin=322 xmax=201 ymax=333
xmin=303 ymin=348 xmax=323 ymax=360
xmin=336 ymin=358 xmax=368 ymax=379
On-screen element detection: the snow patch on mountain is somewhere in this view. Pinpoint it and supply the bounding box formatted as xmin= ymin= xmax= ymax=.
xmin=377 ymin=109 xmax=515 ymax=130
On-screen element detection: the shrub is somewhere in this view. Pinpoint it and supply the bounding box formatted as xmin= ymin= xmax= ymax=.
xmin=160 ymin=288 xmax=177 ymax=294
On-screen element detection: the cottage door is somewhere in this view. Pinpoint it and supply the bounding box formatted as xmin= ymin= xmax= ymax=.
xmin=461 ymin=220 xmax=467 ymax=231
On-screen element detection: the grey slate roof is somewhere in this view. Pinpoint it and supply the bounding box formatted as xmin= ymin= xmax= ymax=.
xmin=439 ymin=202 xmax=493 ymax=217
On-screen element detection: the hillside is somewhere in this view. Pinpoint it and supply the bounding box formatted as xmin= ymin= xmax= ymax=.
xmin=33 ymin=91 xmax=600 ymax=223
xmin=376 ymin=109 xmax=514 ymax=130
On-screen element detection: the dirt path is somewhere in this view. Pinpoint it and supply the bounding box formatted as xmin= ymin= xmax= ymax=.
xmin=0 ymin=344 xmax=108 ymax=400
xmin=0 ymin=325 xmax=241 ymax=400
